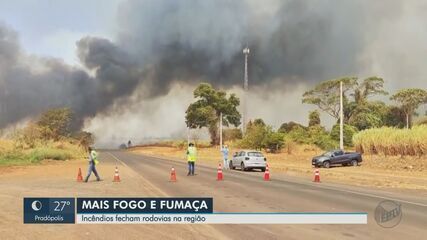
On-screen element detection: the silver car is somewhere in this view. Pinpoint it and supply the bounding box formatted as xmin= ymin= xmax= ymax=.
xmin=230 ymin=150 xmax=267 ymax=172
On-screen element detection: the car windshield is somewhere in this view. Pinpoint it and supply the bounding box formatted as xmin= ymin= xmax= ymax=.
xmin=322 ymin=151 xmax=333 ymax=157
xmin=248 ymin=152 xmax=263 ymax=157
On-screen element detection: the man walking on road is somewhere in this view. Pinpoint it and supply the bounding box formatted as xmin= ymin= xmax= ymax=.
xmin=187 ymin=143 xmax=197 ymax=176
xmin=85 ymin=147 xmax=101 ymax=182
xmin=221 ymin=145 xmax=229 ymax=170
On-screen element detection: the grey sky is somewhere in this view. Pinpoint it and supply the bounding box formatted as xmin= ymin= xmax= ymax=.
xmin=0 ymin=0 xmax=426 ymax=146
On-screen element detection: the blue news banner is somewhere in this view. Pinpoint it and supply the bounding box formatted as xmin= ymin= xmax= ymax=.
xmin=24 ymin=198 xmax=213 ymax=224
xmin=24 ymin=197 xmax=367 ymax=224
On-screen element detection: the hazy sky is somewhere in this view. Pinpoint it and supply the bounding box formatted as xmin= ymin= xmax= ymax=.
xmin=0 ymin=0 xmax=426 ymax=147
xmin=0 ymin=0 xmax=121 ymax=65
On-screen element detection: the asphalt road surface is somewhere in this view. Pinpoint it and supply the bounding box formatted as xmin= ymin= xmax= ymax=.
xmin=102 ymin=150 xmax=427 ymax=240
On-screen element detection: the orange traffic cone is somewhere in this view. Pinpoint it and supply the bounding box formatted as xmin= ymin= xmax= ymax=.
xmin=113 ymin=166 xmax=121 ymax=182
xmin=217 ymin=163 xmax=223 ymax=181
xmin=170 ymin=167 xmax=177 ymax=182
xmin=77 ymin=168 xmax=83 ymax=182
xmin=313 ymin=168 xmax=320 ymax=182
xmin=264 ymin=164 xmax=270 ymax=181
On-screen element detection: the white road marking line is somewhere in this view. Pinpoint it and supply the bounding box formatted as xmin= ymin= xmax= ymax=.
xmin=259 ymin=175 xmax=427 ymax=208
xmin=107 ymin=152 xmax=227 ymax=238
xmin=301 ymin=183 xmax=427 ymax=208
xmin=107 ymin=151 xmax=169 ymax=197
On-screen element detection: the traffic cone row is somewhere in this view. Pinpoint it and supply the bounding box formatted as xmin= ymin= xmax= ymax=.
xmin=113 ymin=166 xmax=121 ymax=182
xmin=166 ymin=162 xmax=271 ymax=182
xmin=76 ymin=162 xmax=333 ymax=184
xmin=77 ymin=166 xmax=121 ymax=182
xmin=313 ymin=168 xmax=320 ymax=182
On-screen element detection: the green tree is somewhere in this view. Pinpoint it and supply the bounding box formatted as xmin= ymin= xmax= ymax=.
xmin=262 ymin=131 xmax=285 ymax=153
xmin=239 ymin=120 xmax=268 ymax=150
xmin=302 ymin=77 xmax=357 ymax=120
xmin=352 ymin=76 xmax=388 ymax=104
xmin=253 ymin=118 xmax=266 ymax=127
xmin=307 ymin=125 xmax=338 ymax=150
xmin=347 ymin=101 xmax=389 ymax=130
xmin=308 ymin=110 xmax=321 ymax=127
xmin=223 ymin=128 xmax=243 ymax=142
xmin=37 ymin=108 xmax=72 ymax=141
xmin=330 ymin=124 xmax=358 ymax=147
xmin=348 ymin=111 xmax=382 ymax=130
xmin=73 ymin=131 xmax=95 ymax=149
xmin=282 ymin=124 xmax=338 ymax=150
xmin=390 ymin=88 xmax=427 ymax=128
xmin=286 ymin=125 xmax=310 ymax=144
xmin=185 ymin=83 xmax=241 ymax=144
xmin=304 ymin=76 xmax=388 ymax=122
xmin=383 ymin=106 xmax=406 ymax=128
xmin=278 ymin=121 xmax=307 ymax=133
xmin=240 ymin=120 xmax=284 ymax=152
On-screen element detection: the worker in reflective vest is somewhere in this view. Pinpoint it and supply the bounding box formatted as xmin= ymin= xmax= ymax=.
xmin=187 ymin=143 xmax=197 ymax=176
xmin=221 ymin=145 xmax=229 ymax=170
xmin=85 ymin=147 xmax=101 ymax=182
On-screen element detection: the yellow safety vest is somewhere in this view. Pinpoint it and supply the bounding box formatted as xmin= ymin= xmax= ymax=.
xmin=91 ymin=150 xmax=99 ymax=165
xmin=187 ymin=147 xmax=197 ymax=162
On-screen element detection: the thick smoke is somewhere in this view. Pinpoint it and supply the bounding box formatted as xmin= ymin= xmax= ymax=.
xmin=1 ymin=0 xmax=427 ymax=145
xmin=113 ymin=0 xmax=403 ymax=89
xmin=0 ymin=32 xmax=140 ymax=128
xmin=0 ymin=23 xmax=92 ymax=128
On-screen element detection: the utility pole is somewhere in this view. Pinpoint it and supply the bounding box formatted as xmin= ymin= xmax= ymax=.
xmin=187 ymin=126 xmax=190 ymax=146
xmin=242 ymin=47 xmax=250 ymax=135
xmin=406 ymin=114 xmax=409 ymax=129
xmin=219 ymin=112 xmax=223 ymax=149
xmin=339 ymin=81 xmax=344 ymax=150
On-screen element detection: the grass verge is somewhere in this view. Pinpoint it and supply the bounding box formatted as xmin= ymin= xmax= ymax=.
xmin=0 ymin=140 xmax=84 ymax=166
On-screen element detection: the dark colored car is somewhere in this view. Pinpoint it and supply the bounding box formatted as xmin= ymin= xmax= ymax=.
xmin=312 ymin=150 xmax=362 ymax=168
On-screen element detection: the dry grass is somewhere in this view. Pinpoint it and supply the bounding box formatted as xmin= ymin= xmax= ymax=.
xmin=353 ymin=126 xmax=427 ymax=156
xmin=0 ymin=139 xmax=14 ymax=152
xmin=131 ymin=145 xmax=427 ymax=190
xmin=0 ymin=139 xmax=85 ymax=166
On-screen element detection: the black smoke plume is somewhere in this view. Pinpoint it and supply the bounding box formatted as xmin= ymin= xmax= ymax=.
xmin=1 ymin=0 xmax=425 ymax=129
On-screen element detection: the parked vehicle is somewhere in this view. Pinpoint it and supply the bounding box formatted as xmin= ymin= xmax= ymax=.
xmin=230 ymin=150 xmax=267 ymax=171
xmin=312 ymin=150 xmax=362 ymax=168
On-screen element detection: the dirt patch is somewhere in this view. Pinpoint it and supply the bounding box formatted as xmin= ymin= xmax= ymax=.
xmin=130 ymin=146 xmax=427 ymax=190
xmin=0 ymin=157 xmax=225 ymax=240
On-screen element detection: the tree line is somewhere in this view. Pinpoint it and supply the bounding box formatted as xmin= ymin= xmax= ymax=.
xmin=14 ymin=108 xmax=94 ymax=149
xmin=302 ymin=76 xmax=426 ymax=129
xmin=185 ymin=78 xmax=427 ymax=152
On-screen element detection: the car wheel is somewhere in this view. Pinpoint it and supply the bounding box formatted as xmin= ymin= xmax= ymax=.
xmin=261 ymin=168 xmax=266 ymax=172
xmin=229 ymin=161 xmax=235 ymax=170
xmin=351 ymin=159 xmax=358 ymax=167
xmin=241 ymin=162 xmax=246 ymax=171
xmin=323 ymin=161 xmax=330 ymax=168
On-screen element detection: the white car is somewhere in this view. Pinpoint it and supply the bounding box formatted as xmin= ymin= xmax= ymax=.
xmin=230 ymin=150 xmax=267 ymax=172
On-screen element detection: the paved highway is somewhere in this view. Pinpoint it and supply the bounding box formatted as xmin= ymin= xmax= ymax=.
xmin=102 ymin=150 xmax=427 ymax=239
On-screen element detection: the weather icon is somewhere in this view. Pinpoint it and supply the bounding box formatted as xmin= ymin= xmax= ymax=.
xmin=31 ymin=201 xmax=42 ymax=211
